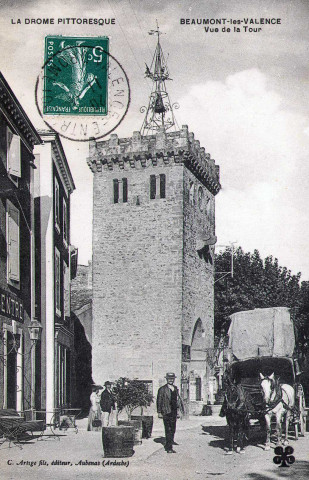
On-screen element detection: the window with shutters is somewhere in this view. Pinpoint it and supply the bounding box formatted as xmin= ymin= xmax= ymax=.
xmin=6 ymin=200 xmax=20 ymax=286
xmin=160 ymin=174 xmax=166 ymax=199
xmin=150 ymin=175 xmax=156 ymax=200
xmin=57 ymin=344 xmax=71 ymax=407
xmin=55 ymin=247 xmax=61 ymax=317
xmin=113 ymin=178 xmax=128 ymax=204
xmin=150 ymin=174 xmax=166 ymax=199
xmin=7 ymin=127 xmax=21 ymax=185
xmin=63 ymin=198 xmax=68 ymax=246
xmin=113 ymin=179 xmax=119 ymax=204
xmin=54 ymin=178 xmax=60 ymax=232
xmin=122 ymin=178 xmax=128 ymax=203
xmin=63 ymin=260 xmax=70 ymax=319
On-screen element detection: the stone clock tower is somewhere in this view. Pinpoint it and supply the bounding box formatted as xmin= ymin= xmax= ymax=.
xmin=87 ymin=26 xmax=221 ymax=413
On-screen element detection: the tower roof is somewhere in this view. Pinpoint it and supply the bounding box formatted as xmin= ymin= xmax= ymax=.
xmin=140 ymin=22 xmax=179 ymax=135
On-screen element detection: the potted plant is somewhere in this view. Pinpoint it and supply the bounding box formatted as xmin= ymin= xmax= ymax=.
xmin=102 ymin=377 xmax=140 ymax=457
xmin=113 ymin=378 xmax=154 ymax=440
xmin=101 ymin=422 xmax=135 ymax=458
xmin=102 ymin=377 xmax=155 ymax=455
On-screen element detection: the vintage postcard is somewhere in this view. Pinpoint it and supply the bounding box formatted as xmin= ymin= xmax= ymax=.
xmin=0 ymin=0 xmax=308 ymax=479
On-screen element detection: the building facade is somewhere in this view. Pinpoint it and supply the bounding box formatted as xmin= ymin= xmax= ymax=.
xmin=0 ymin=72 xmax=41 ymax=412
xmin=70 ymin=262 xmax=92 ymax=413
xmin=88 ymin=126 xmax=221 ymax=412
xmin=71 ymin=261 xmax=92 ymax=345
xmin=34 ymin=131 xmax=76 ymax=420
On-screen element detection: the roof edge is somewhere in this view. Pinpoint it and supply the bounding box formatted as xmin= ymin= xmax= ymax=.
xmin=0 ymin=71 xmax=42 ymax=149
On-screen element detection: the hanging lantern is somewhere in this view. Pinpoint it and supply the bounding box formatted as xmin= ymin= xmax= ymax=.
xmin=154 ymin=93 xmax=166 ymax=114
xmin=28 ymin=318 xmax=43 ymax=344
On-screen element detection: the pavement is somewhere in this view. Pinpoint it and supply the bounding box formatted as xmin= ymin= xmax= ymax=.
xmin=0 ymin=414 xmax=308 ymax=480
xmin=0 ymin=414 xmax=218 ymax=479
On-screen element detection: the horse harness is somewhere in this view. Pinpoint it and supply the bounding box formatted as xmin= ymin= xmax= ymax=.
xmin=223 ymin=379 xmax=297 ymax=416
xmin=224 ymin=384 xmax=249 ymax=412
xmin=261 ymin=377 xmax=296 ymax=414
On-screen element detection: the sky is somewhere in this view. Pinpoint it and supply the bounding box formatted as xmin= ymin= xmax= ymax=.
xmin=0 ymin=0 xmax=309 ymax=280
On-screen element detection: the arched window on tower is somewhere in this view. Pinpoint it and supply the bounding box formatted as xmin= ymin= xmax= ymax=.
xmin=189 ymin=182 xmax=195 ymax=204
xmin=198 ymin=186 xmax=204 ymax=211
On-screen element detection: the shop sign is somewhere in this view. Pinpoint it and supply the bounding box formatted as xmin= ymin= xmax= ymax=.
xmin=0 ymin=288 xmax=24 ymax=322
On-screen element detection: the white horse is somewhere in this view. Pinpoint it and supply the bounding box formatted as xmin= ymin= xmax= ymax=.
xmin=260 ymin=373 xmax=295 ymax=450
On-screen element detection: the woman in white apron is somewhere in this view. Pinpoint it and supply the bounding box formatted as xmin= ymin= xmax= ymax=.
xmin=87 ymin=385 xmax=102 ymax=431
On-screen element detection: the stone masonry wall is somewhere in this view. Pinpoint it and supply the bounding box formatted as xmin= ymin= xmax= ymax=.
xmin=182 ymin=168 xmax=215 ymax=406
xmin=71 ymin=263 xmax=92 ymax=294
xmin=182 ymin=168 xmax=215 ymax=348
xmin=92 ymin=161 xmax=184 ymax=394
xmin=89 ymin=126 xmax=221 ymax=406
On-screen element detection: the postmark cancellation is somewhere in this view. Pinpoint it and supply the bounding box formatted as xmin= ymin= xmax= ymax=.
xmin=35 ymin=36 xmax=130 ymax=141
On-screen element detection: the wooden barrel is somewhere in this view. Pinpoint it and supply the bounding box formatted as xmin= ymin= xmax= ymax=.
xmin=200 ymin=405 xmax=212 ymax=416
xmin=131 ymin=415 xmax=154 ymax=438
xmin=118 ymin=419 xmax=142 ymax=445
xmin=102 ymin=426 xmax=134 ymax=458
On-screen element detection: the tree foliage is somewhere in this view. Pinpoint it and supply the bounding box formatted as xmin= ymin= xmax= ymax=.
xmin=214 ymin=247 xmax=309 ymax=356
xmin=112 ymin=377 xmax=154 ymax=420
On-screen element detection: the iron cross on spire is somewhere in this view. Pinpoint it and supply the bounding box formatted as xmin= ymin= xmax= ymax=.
xmin=140 ymin=21 xmax=179 ymax=135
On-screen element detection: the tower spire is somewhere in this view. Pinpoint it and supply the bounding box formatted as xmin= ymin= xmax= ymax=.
xmin=140 ymin=21 xmax=179 ymax=135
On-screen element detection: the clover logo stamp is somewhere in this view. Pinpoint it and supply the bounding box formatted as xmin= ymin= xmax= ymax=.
xmin=273 ymin=446 xmax=295 ymax=468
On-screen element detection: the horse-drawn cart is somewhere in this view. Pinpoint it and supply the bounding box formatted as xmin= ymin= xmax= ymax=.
xmin=228 ymin=356 xmax=307 ymax=437
xmin=225 ymin=307 xmax=307 ymax=443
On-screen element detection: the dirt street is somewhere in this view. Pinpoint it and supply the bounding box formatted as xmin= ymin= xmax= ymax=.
xmin=142 ymin=420 xmax=309 ymax=480
xmin=0 ymin=416 xmax=308 ymax=480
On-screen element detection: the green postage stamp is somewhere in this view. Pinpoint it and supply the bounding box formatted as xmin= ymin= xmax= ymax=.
xmin=44 ymin=36 xmax=109 ymax=115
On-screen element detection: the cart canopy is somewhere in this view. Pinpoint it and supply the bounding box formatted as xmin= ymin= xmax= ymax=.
xmin=228 ymin=307 xmax=295 ymax=360
xmin=230 ymin=357 xmax=295 ymax=386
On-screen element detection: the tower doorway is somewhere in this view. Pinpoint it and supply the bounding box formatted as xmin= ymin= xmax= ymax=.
xmin=189 ymin=319 xmax=207 ymax=413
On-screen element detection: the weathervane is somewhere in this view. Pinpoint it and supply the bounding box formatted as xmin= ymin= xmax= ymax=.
xmin=140 ymin=21 xmax=179 ymax=135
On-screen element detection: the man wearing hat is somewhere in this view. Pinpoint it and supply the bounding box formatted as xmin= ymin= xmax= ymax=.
xmin=157 ymin=372 xmax=184 ymax=453
xmin=100 ymin=381 xmax=115 ymax=426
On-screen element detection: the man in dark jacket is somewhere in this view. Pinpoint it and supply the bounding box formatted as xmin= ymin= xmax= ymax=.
xmin=157 ymin=372 xmax=184 ymax=453
xmin=100 ymin=381 xmax=115 ymax=426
